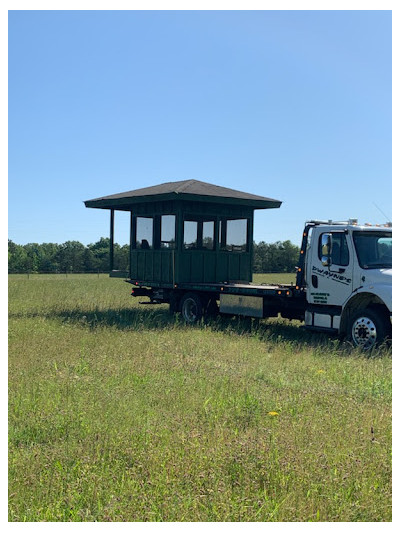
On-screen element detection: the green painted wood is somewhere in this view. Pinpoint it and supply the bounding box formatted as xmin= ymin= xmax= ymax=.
xmin=86 ymin=182 xmax=281 ymax=286
xmin=110 ymin=209 xmax=114 ymax=272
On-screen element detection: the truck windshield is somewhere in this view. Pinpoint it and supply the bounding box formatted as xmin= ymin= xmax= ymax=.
xmin=353 ymin=231 xmax=392 ymax=269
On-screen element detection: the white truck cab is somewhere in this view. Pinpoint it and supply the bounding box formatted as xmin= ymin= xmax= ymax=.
xmin=303 ymin=220 xmax=392 ymax=348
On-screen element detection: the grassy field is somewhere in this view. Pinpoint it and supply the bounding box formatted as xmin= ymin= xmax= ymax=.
xmin=9 ymin=274 xmax=391 ymax=522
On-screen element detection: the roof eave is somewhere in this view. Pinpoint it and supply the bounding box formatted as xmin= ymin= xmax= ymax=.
xmin=84 ymin=192 xmax=282 ymax=210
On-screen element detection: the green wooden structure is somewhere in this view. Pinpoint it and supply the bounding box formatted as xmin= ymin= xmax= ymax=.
xmin=85 ymin=179 xmax=281 ymax=285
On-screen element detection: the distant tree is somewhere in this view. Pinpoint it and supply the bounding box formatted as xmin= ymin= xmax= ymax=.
xmin=24 ymin=243 xmax=43 ymax=273
xmin=114 ymin=244 xmax=129 ymax=270
xmin=88 ymin=237 xmax=110 ymax=271
xmin=253 ymin=241 xmax=269 ymax=273
xmin=8 ymin=237 xmax=300 ymax=274
xmin=82 ymin=248 xmax=100 ymax=272
xmin=39 ymin=243 xmax=61 ymax=272
xmin=253 ymin=240 xmax=299 ymax=273
xmin=279 ymin=240 xmax=300 ymax=272
xmin=57 ymin=241 xmax=85 ymax=272
xmin=8 ymin=240 xmax=28 ymax=273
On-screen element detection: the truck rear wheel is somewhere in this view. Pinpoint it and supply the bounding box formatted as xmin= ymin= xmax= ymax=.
xmin=205 ymin=298 xmax=219 ymax=316
xmin=180 ymin=292 xmax=204 ymax=323
xmin=348 ymin=308 xmax=390 ymax=349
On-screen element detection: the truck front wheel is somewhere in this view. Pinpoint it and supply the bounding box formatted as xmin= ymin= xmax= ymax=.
xmin=348 ymin=308 xmax=390 ymax=349
xmin=180 ymin=292 xmax=204 ymax=323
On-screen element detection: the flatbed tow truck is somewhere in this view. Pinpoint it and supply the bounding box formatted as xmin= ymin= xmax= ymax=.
xmin=85 ymin=179 xmax=392 ymax=349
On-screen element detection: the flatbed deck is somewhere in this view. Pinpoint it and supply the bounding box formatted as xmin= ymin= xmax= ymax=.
xmin=128 ymin=278 xmax=305 ymax=298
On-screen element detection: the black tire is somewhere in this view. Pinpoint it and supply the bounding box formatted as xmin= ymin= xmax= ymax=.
xmin=348 ymin=307 xmax=391 ymax=349
xmin=205 ymin=298 xmax=219 ymax=316
xmin=180 ymin=292 xmax=204 ymax=323
xmin=169 ymin=292 xmax=180 ymax=314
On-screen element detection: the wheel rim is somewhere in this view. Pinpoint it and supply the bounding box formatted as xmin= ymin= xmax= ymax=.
xmin=182 ymin=298 xmax=198 ymax=323
xmin=352 ymin=316 xmax=377 ymax=349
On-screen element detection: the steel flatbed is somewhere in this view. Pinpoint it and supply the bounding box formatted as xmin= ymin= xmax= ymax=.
xmin=127 ymin=278 xmax=307 ymax=321
xmin=127 ymin=278 xmax=304 ymax=296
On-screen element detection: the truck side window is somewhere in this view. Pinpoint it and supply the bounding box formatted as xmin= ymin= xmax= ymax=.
xmin=136 ymin=217 xmax=153 ymax=249
xmin=319 ymin=232 xmax=349 ymax=266
xmin=161 ymin=215 xmax=176 ymax=249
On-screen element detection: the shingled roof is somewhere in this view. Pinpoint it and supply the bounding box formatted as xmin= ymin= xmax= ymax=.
xmin=84 ymin=179 xmax=282 ymax=210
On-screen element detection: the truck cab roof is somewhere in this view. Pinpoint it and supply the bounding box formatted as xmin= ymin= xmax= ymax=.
xmin=305 ymin=220 xmax=392 ymax=232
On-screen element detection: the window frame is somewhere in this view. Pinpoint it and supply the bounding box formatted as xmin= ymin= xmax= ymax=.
xmin=352 ymin=231 xmax=392 ymax=270
xmin=182 ymin=216 xmax=216 ymax=251
xmin=318 ymin=231 xmax=350 ymax=267
xmin=160 ymin=214 xmax=176 ymax=250
xmin=135 ymin=216 xmax=154 ymax=250
xmin=219 ymin=217 xmax=249 ymax=253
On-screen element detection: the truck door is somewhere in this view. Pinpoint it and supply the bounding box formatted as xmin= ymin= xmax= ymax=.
xmin=307 ymin=229 xmax=354 ymax=308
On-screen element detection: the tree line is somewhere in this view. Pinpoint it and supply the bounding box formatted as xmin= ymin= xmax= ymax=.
xmin=8 ymin=238 xmax=299 ymax=274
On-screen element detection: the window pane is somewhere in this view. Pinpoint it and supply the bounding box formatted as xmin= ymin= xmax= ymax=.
xmin=226 ymin=219 xmax=247 ymax=251
xmin=319 ymin=232 xmax=349 ymax=266
xmin=161 ymin=215 xmax=176 ymax=249
xmin=136 ymin=217 xmax=153 ymax=249
xmin=202 ymin=221 xmax=214 ymax=250
xmin=184 ymin=221 xmax=198 ymax=249
xmin=332 ymin=233 xmax=349 ymax=266
xmin=353 ymin=232 xmax=392 ymax=269
xmin=377 ymin=237 xmax=392 ymax=263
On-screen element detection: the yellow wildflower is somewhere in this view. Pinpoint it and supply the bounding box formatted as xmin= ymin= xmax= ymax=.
xmin=268 ymin=411 xmax=279 ymax=416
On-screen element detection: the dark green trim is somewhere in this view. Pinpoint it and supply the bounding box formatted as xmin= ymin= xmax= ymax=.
xmin=129 ymin=211 xmax=136 ymax=278
xmin=110 ymin=270 xmax=129 ymax=278
xmin=85 ymin=193 xmax=281 ymax=210
xmin=110 ymin=209 xmax=114 ymax=272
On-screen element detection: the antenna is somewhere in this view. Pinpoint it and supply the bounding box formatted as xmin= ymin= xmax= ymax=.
xmin=372 ymin=202 xmax=391 ymax=222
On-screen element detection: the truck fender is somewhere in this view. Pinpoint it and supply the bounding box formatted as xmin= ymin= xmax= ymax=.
xmin=339 ymin=289 xmax=391 ymax=336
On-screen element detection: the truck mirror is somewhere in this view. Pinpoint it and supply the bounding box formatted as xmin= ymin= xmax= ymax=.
xmin=321 ymin=255 xmax=332 ymax=267
xmin=321 ymin=233 xmax=332 ymax=256
xmin=321 ymin=233 xmax=332 ymax=267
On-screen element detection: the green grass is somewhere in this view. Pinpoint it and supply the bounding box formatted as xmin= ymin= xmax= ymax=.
xmin=9 ymin=274 xmax=391 ymax=521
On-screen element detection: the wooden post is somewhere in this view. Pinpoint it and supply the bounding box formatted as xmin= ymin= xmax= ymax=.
xmin=110 ymin=209 xmax=114 ymax=272
xmin=130 ymin=211 xmax=136 ymax=279
xmin=248 ymin=214 xmax=254 ymax=281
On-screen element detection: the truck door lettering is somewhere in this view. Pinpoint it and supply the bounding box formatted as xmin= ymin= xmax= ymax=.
xmin=312 ymin=265 xmax=351 ymax=285
xmin=310 ymin=292 xmax=329 ymax=304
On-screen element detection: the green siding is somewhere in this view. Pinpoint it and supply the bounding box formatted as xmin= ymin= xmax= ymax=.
xmin=204 ymin=253 xmax=216 ymax=282
xmin=127 ymin=199 xmax=255 ymax=285
xmin=131 ymin=250 xmax=174 ymax=284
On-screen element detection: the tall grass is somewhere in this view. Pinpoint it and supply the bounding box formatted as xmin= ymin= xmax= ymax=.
xmin=9 ymin=274 xmax=391 ymax=521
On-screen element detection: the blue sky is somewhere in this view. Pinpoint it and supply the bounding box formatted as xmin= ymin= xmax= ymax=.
xmin=8 ymin=9 xmax=392 ymax=247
